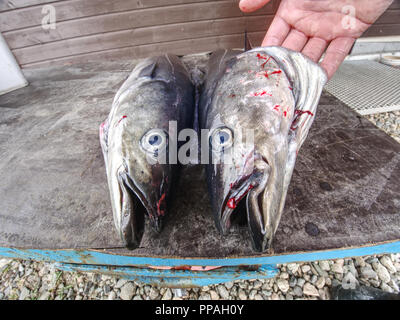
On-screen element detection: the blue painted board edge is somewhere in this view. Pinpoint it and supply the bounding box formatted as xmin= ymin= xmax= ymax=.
xmin=1 ymin=240 xmax=399 ymax=267
xmin=55 ymin=263 xmax=279 ymax=287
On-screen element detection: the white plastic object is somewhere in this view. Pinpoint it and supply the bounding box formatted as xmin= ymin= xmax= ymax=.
xmin=0 ymin=33 xmax=28 ymax=95
xmin=380 ymin=55 xmax=400 ymax=67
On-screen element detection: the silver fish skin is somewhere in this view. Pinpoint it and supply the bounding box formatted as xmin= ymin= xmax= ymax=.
xmin=199 ymin=47 xmax=327 ymax=252
xmin=100 ymin=54 xmax=194 ymax=249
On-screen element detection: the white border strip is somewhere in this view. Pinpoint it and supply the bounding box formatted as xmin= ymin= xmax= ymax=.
xmin=357 ymin=104 xmax=400 ymax=115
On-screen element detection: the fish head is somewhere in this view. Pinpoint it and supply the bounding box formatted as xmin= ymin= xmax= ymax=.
xmin=100 ymin=80 xmax=174 ymax=249
xmin=205 ymin=47 xmax=327 ymax=252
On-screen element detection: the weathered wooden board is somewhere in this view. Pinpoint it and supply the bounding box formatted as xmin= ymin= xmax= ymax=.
xmin=0 ymin=57 xmax=399 ymax=258
xmin=13 ymin=16 xmax=272 ymax=65
xmin=375 ymin=9 xmax=400 ymax=24
xmin=21 ymin=32 xmax=266 ymax=69
xmin=0 ymin=0 xmax=398 ymax=68
xmin=363 ymin=24 xmax=400 ymax=37
xmin=0 ymin=0 xmax=231 ymax=29
xmin=2 ymin=1 xmax=275 ymax=49
xmin=0 ymin=0 xmax=59 ymax=12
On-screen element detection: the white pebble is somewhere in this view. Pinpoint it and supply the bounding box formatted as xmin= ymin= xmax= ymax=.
xmin=315 ymin=277 xmax=325 ymax=289
xmin=217 ymin=285 xmax=229 ymax=300
xmin=380 ymin=256 xmax=397 ymax=274
xmin=161 ymin=288 xmax=172 ymax=300
xmin=372 ymin=262 xmax=391 ymax=283
xmin=276 ymin=279 xmax=289 ymax=293
xmin=287 ymin=263 xmax=299 ymax=274
xmin=331 ymin=263 xmax=343 ymax=274
xmin=119 ymin=282 xmax=135 ymax=300
xmin=303 ymin=283 xmax=319 ymax=296
xmin=301 ymin=265 xmax=311 ymax=273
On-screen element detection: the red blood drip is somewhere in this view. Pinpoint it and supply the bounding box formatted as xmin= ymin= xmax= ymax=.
xmin=157 ymin=193 xmax=166 ymax=216
xmin=264 ymin=70 xmax=282 ymax=78
xmin=257 ymin=53 xmax=268 ymax=60
xmin=257 ymin=53 xmax=272 ymax=68
xmin=229 ymin=94 xmax=236 ymax=98
xmin=253 ymin=91 xmax=272 ymax=97
xmin=270 ymin=70 xmax=282 ymax=75
xmin=273 ymin=105 xmax=280 ymax=111
xmin=227 ymin=198 xmax=236 ymax=209
xmin=289 ymin=86 xmax=293 ymax=91
xmin=283 ymin=111 xmax=287 ymax=117
xmin=227 ymin=185 xmax=254 ymax=210
xmin=295 ymin=110 xmax=314 ymax=116
xmin=261 ymin=57 xmax=271 ymax=68
xmin=117 ymin=115 xmax=127 ymax=126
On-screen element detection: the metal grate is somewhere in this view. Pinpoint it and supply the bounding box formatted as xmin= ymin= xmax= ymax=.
xmin=325 ymin=60 xmax=400 ymax=115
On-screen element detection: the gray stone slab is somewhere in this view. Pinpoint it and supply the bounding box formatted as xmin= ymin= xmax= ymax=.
xmin=0 ymin=58 xmax=399 ymax=258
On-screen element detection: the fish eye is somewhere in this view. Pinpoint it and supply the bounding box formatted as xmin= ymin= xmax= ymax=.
xmin=148 ymin=134 xmax=161 ymax=146
xmin=140 ymin=129 xmax=167 ymax=156
xmin=210 ymin=126 xmax=234 ymax=151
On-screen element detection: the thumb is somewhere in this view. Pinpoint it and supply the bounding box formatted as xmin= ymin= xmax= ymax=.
xmin=239 ymin=0 xmax=272 ymax=12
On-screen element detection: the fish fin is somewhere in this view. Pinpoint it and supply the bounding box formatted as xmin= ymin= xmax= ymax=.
xmin=244 ymin=30 xmax=253 ymax=52
xmin=138 ymin=60 xmax=158 ymax=78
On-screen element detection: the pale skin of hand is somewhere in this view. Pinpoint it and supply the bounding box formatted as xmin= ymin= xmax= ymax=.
xmin=239 ymin=0 xmax=394 ymax=79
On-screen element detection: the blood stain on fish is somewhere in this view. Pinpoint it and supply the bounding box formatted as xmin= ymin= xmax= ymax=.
xmin=227 ymin=198 xmax=236 ymax=209
xmin=157 ymin=193 xmax=166 ymax=215
xmin=295 ymin=110 xmax=314 ymax=116
xmin=116 ymin=115 xmax=127 ymax=126
xmin=253 ymin=91 xmax=272 ymax=97
xmin=263 ymin=69 xmax=281 ymax=78
xmin=256 ymin=53 xmax=268 ymax=60
xmin=256 ymin=53 xmax=271 ymax=68
xmin=227 ymin=185 xmax=254 ymax=210
xmin=261 ymin=59 xmax=271 ymax=68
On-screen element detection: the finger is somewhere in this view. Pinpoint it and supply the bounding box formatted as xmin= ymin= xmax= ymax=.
xmin=320 ymin=37 xmax=355 ymax=79
xmin=281 ymin=29 xmax=308 ymax=52
xmin=261 ymin=16 xmax=290 ymax=47
xmin=301 ymin=37 xmax=328 ymax=62
xmin=239 ymin=0 xmax=272 ymax=13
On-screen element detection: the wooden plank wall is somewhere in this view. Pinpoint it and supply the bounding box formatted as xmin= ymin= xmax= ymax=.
xmin=0 ymin=0 xmax=399 ymax=69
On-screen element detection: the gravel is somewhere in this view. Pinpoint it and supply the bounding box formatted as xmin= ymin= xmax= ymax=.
xmin=0 ymin=253 xmax=398 ymax=300
xmin=0 ymin=111 xmax=399 ymax=300
xmin=365 ymin=110 xmax=400 ymax=143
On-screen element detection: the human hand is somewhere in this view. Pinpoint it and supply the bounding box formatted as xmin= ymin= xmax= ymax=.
xmin=239 ymin=0 xmax=394 ymax=79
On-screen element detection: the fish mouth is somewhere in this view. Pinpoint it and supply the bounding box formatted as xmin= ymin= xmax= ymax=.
xmin=220 ymin=173 xmax=258 ymax=233
xmin=245 ymin=170 xmax=271 ymax=252
xmin=219 ymin=158 xmax=270 ymax=242
xmin=117 ymin=170 xmax=163 ymax=249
